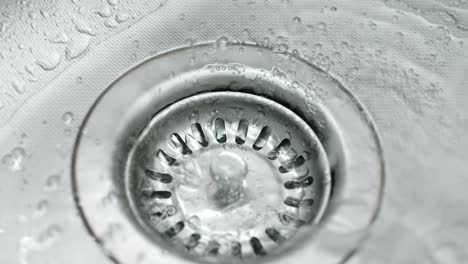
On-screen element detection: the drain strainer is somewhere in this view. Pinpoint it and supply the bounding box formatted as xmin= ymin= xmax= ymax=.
xmin=72 ymin=43 xmax=384 ymax=264
xmin=127 ymin=92 xmax=330 ymax=261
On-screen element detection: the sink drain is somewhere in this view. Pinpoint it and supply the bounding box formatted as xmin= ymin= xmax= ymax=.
xmin=127 ymin=92 xmax=330 ymax=261
xmin=72 ymin=42 xmax=384 ymax=264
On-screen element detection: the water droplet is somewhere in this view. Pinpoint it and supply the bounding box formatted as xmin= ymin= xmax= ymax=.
xmin=188 ymin=215 xmax=201 ymax=229
xmin=34 ymin=199 xmax=49 ymax=217
xmin=271 ymin=67 xmax=288 ymax=78
xmin=242 ymin=28 xmax=251 ymax=38
xmin=12 ymin=80 xmax=26 ymax=94
xmin=216 ymin=36 xmax=229 ymax=50
xmin=24 ymin=65 xmax=37 ymax=80
xmin=189 ymin=56 xmax=196 ymax=65
xmin=62 ymin=112 xmax=74 ymax=125
xmin=292 ymin=16 xmax=302 ymax=23
xmin=45 ymin=174 xmax=61 ymax=191
xmin=179 ymin=13 xmax=186 ymax=20
xmin=2 ymin=147 xmax=26 ymax=172
xmin=107 ymin=0 xmax=118 ymax=6
xmin=94 ymin=6 xmax=112 ymax=18
xmin=65 ymin=35 xmax=91 ymax=60
xmin=38 ymin=224 xmax=62 ymax=246
xmin=369 ymin=21 xmax=377 ymax=30
xmin=317 ymin=22 xmax=327 ymax=32
xmin=275 ymin=43 xmax=289 ymax=53
xmin=35 ymin=52 xmax=61 ymax=71
xmin=239 ymin=46 xmax=244 ymax=54
xmin=49 ymin=32 xmax=69 ymax=44
xmin=116 ymin=12 xmax=130 ymax=23
xmin=104 ymin=18 xmax=118 ymax=28
xmin=330 ymin=7 xmax=337 ymax=12
xmin=184 ymin=38 xmax=195 ymax=46
xmin=189 ymin=110 xmax=200 ymax=122
xmin=74 ymin=19 xmax=96 ymax=36
xmin=40 ymin=9 xmax=50 ymax=18
xmin=291 ymin=81 xmax=300 ymax=89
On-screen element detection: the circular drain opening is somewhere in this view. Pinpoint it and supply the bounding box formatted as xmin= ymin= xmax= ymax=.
xmin=127 ymin=92 xmax=331 ymax=261
xmin=72 ymin=43 xmax=384 ymax=264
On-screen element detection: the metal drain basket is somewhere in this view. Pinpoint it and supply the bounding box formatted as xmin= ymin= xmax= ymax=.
xmin=127 ymin=91 xmax=331 ymax=262
xmin=72 ymin=43 xmax=384 ymax=264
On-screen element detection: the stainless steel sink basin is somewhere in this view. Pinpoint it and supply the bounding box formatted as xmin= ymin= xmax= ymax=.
xmin=0 ymin=0 xmax=467 ymax=263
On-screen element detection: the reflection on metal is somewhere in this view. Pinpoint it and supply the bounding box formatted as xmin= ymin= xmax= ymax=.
xmin=72 ymin=44 xmax=384 ymax=264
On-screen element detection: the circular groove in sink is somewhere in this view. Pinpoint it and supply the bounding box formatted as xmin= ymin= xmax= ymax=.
xmin=72 ymin=42 xmax=384 ymax=264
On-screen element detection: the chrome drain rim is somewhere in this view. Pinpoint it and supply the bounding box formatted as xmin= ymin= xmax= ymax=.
xmin=72 ymin=42 xmax=384 ymax=264
xmin=127 ymin=92 xmax=330 ymax=261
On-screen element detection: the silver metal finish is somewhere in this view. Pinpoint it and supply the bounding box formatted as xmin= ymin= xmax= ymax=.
xmin=127 ymin=91 xmax=330 ymax=262
xmin=72 ymin=44 xmax=384 ymax=264
xmin=2 ymin=1 xmax=467 ymax=263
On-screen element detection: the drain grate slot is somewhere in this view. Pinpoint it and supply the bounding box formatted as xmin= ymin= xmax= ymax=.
xmin=141 ymin=190 xmax=172 ymax=199
xmin=279 ymin=155 xmax=306 ymax=173
xmin=231 ymin=242 xmax=242 ymax=257
xmin=267 ymin=138 xmax=291 ymax=160
xmin=235 ymin=119 xmax=249 ymax=145
xmin=284 ymin=197 xmax=314 ymax=208
xmin=215 ymin=118 xmax=227 ymax=143
xmin=164 ymin=221 xmax=185 ymax=238
xmin=171 ymin=133 xmax=192 ymax=155
xmin=253 ymin=126 xmax=271 ymax=150
xmin=284 ymin=176 xmax=314 ymax=189
xmin=265 ymin=228 xmax=286 ymax=243
xmin=185 ymin=233 xmax=201 ymax=250
xmin=207 ymin=240 xmax=221 ymax=256
xmin=250 ymin=237 xmax=267 ymax=256
xmin=144 ymin=169 xmax=173 ymax=183
xmin=190 ymin=123 xmax=209 ymax=147
xmin=156 ymin=149 xmax=178 ymax=166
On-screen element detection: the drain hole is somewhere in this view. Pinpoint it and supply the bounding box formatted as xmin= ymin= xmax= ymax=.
xmin=235 ymin=119 xmax=249 ymax=145
xmin=185 ymin=233 xmax=201 ymax=250
xmin=284 ymin=176 xmax=314 ymax=189
xmin=141 ymin=190 xmax=172 ymax=199
xmin=231 ymin=242 xmax=242 ymax=258
xmin=253 ymin=126 xmax=271 ymax=150
xmin=284 ymin=197 xmax=314 ymax=208
xmin=144 ymin=169 xmax=173 ymax=183
xmin=215 ymin=118 xmax=227 ymax=143
xmin=171 ymin=133 xmax=192 ymax=155
xmin=191 ymin=123 xmax=209 ymax=147
xmin=156 ymin=150 xmax=178 ymax=166
xmin=250 ymin=237 xmax=267 ymax=256
xmin=267 ymin=139 xmax=291 ymax=160
xmin=265 ymin=228 xmax=286 ymax=243
xmin=165 ymin=221 xmax=185 ymax=238
xmin=278 ymin=213 xmax=304 ymax=226
xmin=279 ymin=156 xmax=305 ymax=173
xmin=150 ymin=205 xmax=177 ymax=221
xmin=207 ymin=240 xmax=221 ymax=255
xmin=123 ymin=92 xmax=337 ymax=261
